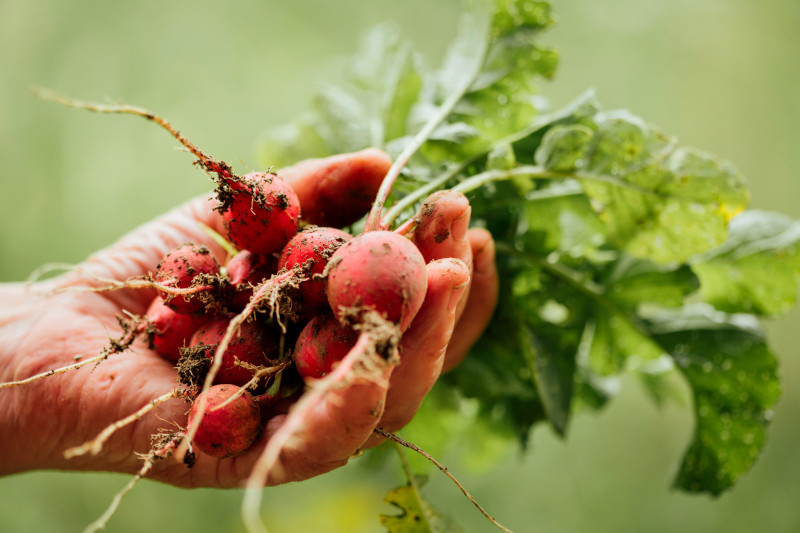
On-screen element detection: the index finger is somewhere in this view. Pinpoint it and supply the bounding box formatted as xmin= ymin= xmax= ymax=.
xmin=278 ymin=148 xmax=390 ymax=228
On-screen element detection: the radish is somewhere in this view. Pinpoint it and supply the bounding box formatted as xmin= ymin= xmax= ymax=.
xmin=277 ymin=227 xmax=351 ymax=315
xmin=154 ymin=244 xmax=221 ymax=314
xmin=325 ymin=231 xmax=427 ymax=332
xmin=219 ymin=172 xmax=301 ymax=255
xmin=187 ymin=384 xmax=262 ymax=459
xmin=226 ymin=250 xmax=278 ymax=311
xmin=293 ymin=311 xmax=359 ymax=380
xmin=188 ymin=314 xmax=278 ymax=388
xmin=145 ymin=297 xmax=211 ymax=362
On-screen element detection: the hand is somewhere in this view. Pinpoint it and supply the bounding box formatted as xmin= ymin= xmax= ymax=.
xmin=0 ymin=149 xmax=498 ymax=488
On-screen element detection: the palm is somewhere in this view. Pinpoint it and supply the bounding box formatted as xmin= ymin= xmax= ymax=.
xmin=0 ymin=151 xmax=498 ymax=488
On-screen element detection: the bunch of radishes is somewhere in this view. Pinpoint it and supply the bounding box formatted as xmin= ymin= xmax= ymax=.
xmin=143 ymin=168 xmax=428 ymax=460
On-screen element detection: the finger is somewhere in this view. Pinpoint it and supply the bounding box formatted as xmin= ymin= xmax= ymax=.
xmin=411 ymin=190 xmax=474 ymax=325
xmin=222 ymin=333 xmax=394 ymax=487
xmin=411 ymin=190 xmax=472 ymax=266
xmin=278 ymin=148 xmax=391 ymax=228
xmin=362 ymin=258 xmax=470 ymax=447
xmin=442 ymin=229 xmax=498 ymax=372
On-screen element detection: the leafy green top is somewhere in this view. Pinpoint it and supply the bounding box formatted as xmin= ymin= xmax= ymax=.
xmin=257 ymin=0 xmax=798 ymax=498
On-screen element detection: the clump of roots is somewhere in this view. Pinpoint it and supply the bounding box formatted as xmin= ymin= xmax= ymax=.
xmin=177 ymin=344 xmax=212 ymax=389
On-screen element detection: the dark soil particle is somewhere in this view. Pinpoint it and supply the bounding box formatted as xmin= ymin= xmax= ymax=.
xmin=177 ymin=344 xmax=212 ymax=388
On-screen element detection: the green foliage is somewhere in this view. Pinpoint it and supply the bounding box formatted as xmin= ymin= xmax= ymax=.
xmin=380 ymin=476 xmax=462 ymax=533
xmin=257 ymin=0 xmax=798 ymax=498
xmin=645 ymin=305 xmax=781 ymax=495
xmin=536 ymin=115 xmax=750 ymax=263
xmin=692 ymin=210 xmax=800 ymax=317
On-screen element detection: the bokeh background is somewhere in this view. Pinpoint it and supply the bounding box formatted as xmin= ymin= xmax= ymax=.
xmin=1 ymin=0 xmax=798 ymax=531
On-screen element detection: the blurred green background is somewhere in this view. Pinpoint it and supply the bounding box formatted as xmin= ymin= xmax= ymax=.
xmin=1 ymin=0 xmax=798 ymax=531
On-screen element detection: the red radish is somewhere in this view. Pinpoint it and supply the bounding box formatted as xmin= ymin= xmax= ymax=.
xmin=189 ymin=314 xmax=278 ymax=388
xmin=220 ymin=172 xmax=301 ymax=255
xmin=226 ymin=250 xmax=278 ymax=310
xmin=154 ymin=244 xmax=220 ymax=314
xmin=326 ymin=231 xmax=427 ymax=332
xmin=278 ymin=227 xmax=351 ymax=315
xmin=293 ymin=311 xmax=359 ymax=380
xmin=188 ymin=384 xmax=261 ymax=459
xmin=145 ymin=297 xmax=211 ymax=362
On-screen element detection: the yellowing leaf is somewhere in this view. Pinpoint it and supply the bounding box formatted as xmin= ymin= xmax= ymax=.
xmin=380 ymin=477 xmax=462 ymax=533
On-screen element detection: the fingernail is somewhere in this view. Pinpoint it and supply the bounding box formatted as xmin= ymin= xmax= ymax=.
xmin=448 ymin=281 xmax=468 ymax=313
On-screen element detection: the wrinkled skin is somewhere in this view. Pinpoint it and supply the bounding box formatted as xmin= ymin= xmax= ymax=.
xmin=0 ymin=149 xmax=498 ymax=488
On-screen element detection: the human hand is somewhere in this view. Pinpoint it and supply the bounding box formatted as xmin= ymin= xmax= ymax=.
xmin=0 ymin=149 xmax=498 ymax=488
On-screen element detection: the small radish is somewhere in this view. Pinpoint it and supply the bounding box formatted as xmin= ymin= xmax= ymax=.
xmin=187 ymin=384 xmax=262 ymax=459
xmin=145 ymin=297 xmax=211 ymax=362
xmin=226 ymin=250 xmax=278 ymax=311
xmin=278 ymin=227 xmax=351 ymax=315
xmin=293 ymin=311 xmax=359 ymax=380
xmin=326 ymin=231 xmax=427 ymax=332
xmin=189 ymin=314 xmax=278 ymax=388
xmin=154 ymin=244 xmax=221 ymax=314
xmin=219 ymin=172 xmax=301 ymax=255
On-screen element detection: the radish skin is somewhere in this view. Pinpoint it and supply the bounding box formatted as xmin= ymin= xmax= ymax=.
xmin=326 ymin=231 xmax=427 ymax=332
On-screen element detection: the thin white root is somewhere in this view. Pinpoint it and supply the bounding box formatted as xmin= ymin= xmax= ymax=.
xmin=64 ymin=389 xmax=178 ymax=458
xmin=33 ymin=87 xmax=242 ymax=183
xmin=242 ymin=312 xmax=399 ymax=533
xmin=2 ymin=312 xmax=147 ymax=392
xmin=212 ymin=362 xmax=290 ymax=413
xmin=49 ymin=275 xmax=214 ymax=297
xmin=25 ymin=262 xmax=81 ymax=284
xmin=33 ymin=87 xmax=211 ymax=162
xmin=0 ymin=353 xmax=100 ymax=391
xmin=176 ymin=269 xmax=296 ymax=462
xmin=82 ymin=459 xmax=153 ymax=533
xmin=80 ymin=433 xmax=181 ymax=533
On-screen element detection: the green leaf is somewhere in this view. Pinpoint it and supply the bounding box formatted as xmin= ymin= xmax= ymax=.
xmin=636 ymin=359 xmax=688 ymax=409
xmin=578 ymin=255 xmax=697 ymax=377
xmin=348 ymin=24 xmax=425 ymax=143
xmin=535 ymin=112 xmax=750 ymax=263
xmin=693 ymin=210 xmax=800 ymax=317
xmin=486 ymin=141 xmax=517 ymax=171
xmin=645 ymin=304 xmax=781 ymax=495
xmin=490 ymin=0 xmax=554 ymax=36
xmin=521 ymin=323 xmax=573 ymax=436
xmin=603 ymin=255 xmax=699 ymax=309
xmin=312 ymin=84 xmax=374 ymax=151
xmin=450 ymin=283 xmax=547 ymax=445
xmin=251 ymin=0 xmax=797 ymax=500
xmin=415 ymin=0 xmax=557 ymax=162
xmin=380 ymin=476 xmax=462 ymax=533
xmin=585 ymin=311 xmax=663 ymax=376
xmin=256 ymin=23 xmax=425 ymax=167
xmin=534 ymin=124 xmax=594 ymax=172
xmin=521 ymin=180 xmax=607 ymax=256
